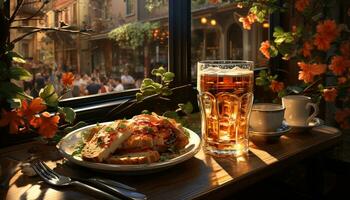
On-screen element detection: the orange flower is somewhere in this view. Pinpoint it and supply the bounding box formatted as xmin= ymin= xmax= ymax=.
xmin=302 ymin=41 xmax=313 ymax=57
xmin=340 ymin=41 xmax=350 ymax=58
xmin=316 ymin=20 xmax=339 ymax=39
xmin=338 ymin=77 xmax=347 ymax=84
xmin=239 ymin=13 xmax=257 ymax=30
xmin=270 ymin=80 xmax=284 ymax=93
xmin=32 ymin=112 xmax=60 ymax=138
xmin=0 ymin=109 xmax=24 ymax=134
xmin=323 ymin=88 xmax=338 ymax=102
xmin=298 ymin=62 xmax=327 ymax=83
xmin=21 ymin=98 xmax=47 ymax=126
xmin=295 ymin=0 xmax=310 ymax=12
xmin=314 ymin=20 xmax=340 ymax=51
xmin=259 ymin=41 xmax=271 ymax=59
xmin=314 ymin=34 xmax=332 ymax=51
xmin=329 ymin=56 xmax=350 ymax=76
xmin=61 ymin=72 xmax=74 ymax=86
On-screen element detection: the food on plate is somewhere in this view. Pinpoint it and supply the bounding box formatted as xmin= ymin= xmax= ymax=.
xmin=78 ymin=113 xmax=190 ymax=164
xmin=81 ymin=120 xmax=132 ymax=162
xmin=106 ymin=150 xmax=160 ymax=165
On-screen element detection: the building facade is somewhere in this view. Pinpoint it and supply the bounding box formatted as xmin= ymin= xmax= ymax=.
xmin=12 ymin=0 xmax=267 ymax=79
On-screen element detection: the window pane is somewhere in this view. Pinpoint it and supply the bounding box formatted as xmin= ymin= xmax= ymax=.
xmin=191 ymin=1 xmax=269 ymax=79
xmin=12 ymin=0 xmax=169 ymax=99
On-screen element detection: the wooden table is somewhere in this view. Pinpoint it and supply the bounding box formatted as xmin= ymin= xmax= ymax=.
xmin=0 ymin=125 xmax=341 ymax=200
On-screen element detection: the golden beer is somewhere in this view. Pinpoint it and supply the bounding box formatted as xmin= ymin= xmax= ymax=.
xmin=197 ymin=61 xmax=254 ymax=156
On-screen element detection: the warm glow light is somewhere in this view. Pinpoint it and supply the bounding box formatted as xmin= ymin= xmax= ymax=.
xmin=200 ymin=17 xmax=207 ymax=24
xmin=263 ymin=22 xmax=270 ymax=28
xmin=210 ymin=19 xmax=217 ymax=26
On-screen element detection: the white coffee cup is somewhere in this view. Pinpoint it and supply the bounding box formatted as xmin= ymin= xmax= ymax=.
xmin=249 ymin=103 xmax=285 ymax=132
xmin=282 ymin=95 xmax=319 ymax=126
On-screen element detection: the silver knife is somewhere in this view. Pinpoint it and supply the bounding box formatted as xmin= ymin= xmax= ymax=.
xmin=75 ymin=177 xmax=147 ymax=200
xmin=89 ymin=178 xmax=137 ymax=191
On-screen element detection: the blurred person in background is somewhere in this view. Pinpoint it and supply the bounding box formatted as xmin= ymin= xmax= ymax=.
xmin=114 ymin=77 xmax=124 ymax=92
xmin=99 ymin=76 xmax=109 ymax=93
xmin=86 ymin=77 xmax=101 ymax=95
xmin=121 ymin=66 xmax=135 ymax=90
xmin=31 ymin=72 xmax=45 ymax=97
xmin=72 ymin=74 xmax=82 ymax=97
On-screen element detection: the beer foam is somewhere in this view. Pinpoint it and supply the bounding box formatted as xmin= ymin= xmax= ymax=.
xmin=201 ymin=66 xmax=253 ymax=76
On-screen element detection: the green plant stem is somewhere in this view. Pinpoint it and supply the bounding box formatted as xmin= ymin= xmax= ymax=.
xmin=302 ymin=78 xmax=322 ymax=94
xmin=58 ymin=88 xmax=72 ymax=100
xmin=106 ymin=85 xmax=185 ymax=119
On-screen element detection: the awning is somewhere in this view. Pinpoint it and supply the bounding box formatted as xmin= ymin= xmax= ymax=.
xmin=45 ymin=31 xmax=75 ymax=44
xmin=88 ymin=32 xmax=109 ymax=41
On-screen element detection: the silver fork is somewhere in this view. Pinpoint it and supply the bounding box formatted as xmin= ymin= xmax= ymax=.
xmin=31 ymin=161 xmax=130 ymax=200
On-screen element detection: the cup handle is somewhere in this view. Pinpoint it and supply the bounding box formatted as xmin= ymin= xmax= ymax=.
xmin=306 ymin=102 xmax=319 ymax=124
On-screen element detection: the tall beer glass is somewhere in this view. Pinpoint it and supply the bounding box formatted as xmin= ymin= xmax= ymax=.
xmin=197 ymin=60 xmax=254 ymax=156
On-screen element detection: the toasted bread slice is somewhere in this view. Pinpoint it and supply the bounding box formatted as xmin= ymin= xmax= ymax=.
xmin=82 ymin=120 xmax=131 ymax=162
xmin=106 ymin=150 xmax=160 ymax=164
xmin=120 ymin=134 xmax=154 ymax=150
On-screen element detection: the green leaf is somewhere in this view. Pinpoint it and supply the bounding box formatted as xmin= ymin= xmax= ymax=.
xmin=136 ymin=92 xmax=143 ymax=101
xmin=141 ymin=78 xmax=154 ymax=86
xmin=151 ymin=82 xmax=162 ymax=89
xmin=163 ymin=111 xmax=180 ymax=120
xmin=258 ymin=70 xmax=267 ymax=77
xmin=255 ymin=77 xmax=269 ymax=86
xmin=142 ymin=89 xmax=157 ymax=96
xmin=10 ymin=67 xmax=32 ymax=81
xmin=7 ymin=98 xmax=22 ymax=109
xmin=162 ymin=72 xmax=175 ymax=82
xmin=141 ymin=110 xmax=151 ymax=114
xmin=278 ymin=89 xmax=287 ymax=98
xmin=274 ymin=27 xmax=284 ymax=34
xmin=7 ymin=51 xmax=26 ymax=63
xmin=0 ymin=82 xmax=32 ymax=99
xmin=59 ymin=107 xmax=76 ymax=124
xmin=140 ymin=85 xmax=156 ymax=92
xmin=71 ymin=141 xmax=85 ymax=157
xmin=274 ymin=37 xmax=285 ymax=44
xmin=284 ymin=35 xmax=294 ymax=43
xmin=39 ymin=84 xmax=59 ymax=107
xmin=177 ymin=102 xmax=193 ymax=115
xmin=151 ymin=66 xmax=166 ymax=76
xmin=286 ymin=86 xmax=303 ymax=94
xmin=12 ymin=57 xmax=26 ymax=63
xmin=269 ymin=45 xmax=279 ymax=57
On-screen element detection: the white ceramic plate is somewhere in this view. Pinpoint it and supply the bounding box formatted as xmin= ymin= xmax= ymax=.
xmin=57 ymin=122 xmax=201 ymax=173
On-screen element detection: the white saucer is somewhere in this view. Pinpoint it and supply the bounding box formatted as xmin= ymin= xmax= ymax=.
xmin=250 ymin=123 xmax=291 ymax=136
xmin=249 ymin=123 xmax=291 ymax=142
xmin=287 ymin=117 xmax=323 ymax=128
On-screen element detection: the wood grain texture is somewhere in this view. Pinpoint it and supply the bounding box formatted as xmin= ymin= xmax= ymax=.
xmin=0 ymin=125 xmax=341 ymax=200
